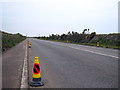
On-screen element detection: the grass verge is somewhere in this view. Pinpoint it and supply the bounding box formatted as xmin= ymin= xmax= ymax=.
xmin=38 ymin=39 xmax=119 ymax=49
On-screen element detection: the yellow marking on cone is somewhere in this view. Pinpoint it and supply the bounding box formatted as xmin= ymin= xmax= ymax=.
xmin=30 ymin=57 xmax=44 ymax=86
xmin=28 ymin=44 xmax=31 ymax=46
xmin=28 ymin=41 xmax=31 ymax=44
xmin=97 ymin=42 xmax=99 ymax=47
xmin=32 ymin=57 xmax=41 ymax=79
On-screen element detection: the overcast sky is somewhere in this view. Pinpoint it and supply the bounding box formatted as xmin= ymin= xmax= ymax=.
xmin=0 ymin=0 xmax=119 ymax=36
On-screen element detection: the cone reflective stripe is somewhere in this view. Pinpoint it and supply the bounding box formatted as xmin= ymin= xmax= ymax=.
xmin=30 ymin=57 xmax=44 ymax=87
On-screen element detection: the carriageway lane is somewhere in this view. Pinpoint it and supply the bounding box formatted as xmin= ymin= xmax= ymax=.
xmin=40 ymin=40 xmax=118 ymax=58
xmin=28 ymin=38 xmax=118 ymax=88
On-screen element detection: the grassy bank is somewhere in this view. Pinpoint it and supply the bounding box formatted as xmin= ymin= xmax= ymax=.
xmin=2 ymin=31 xmax=26 ymax=51
xmin=38 ymin=38 xmax=120 ymax=49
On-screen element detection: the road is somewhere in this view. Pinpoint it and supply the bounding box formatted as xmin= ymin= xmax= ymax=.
xmin=2 ymin=38 xmax=118 ymax=88
xmin=28 ymin=38 xmax=118 ymax=88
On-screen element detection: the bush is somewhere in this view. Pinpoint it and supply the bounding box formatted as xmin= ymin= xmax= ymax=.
xmin=2 ymin=31 xmax=26 ymax=51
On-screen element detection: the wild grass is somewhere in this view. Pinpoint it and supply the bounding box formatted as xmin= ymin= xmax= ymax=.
xmin=2 ymin=31 xmax=26 ymax=51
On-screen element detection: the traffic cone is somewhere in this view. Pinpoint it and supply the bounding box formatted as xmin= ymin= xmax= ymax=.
xmin=28 ymin=43 xmax=32 ymax=48
xmin=97 ymin=42 xmax=99 ymax=47
xmin=28 ymin=41 xmax=30 ymax=44
xmin=30 ymin=57 xmax=44 ymax=87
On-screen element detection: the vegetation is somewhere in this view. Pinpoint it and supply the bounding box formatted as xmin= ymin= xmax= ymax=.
xmin=36 ymin=30 xmax=120 ymax=49
xmin=2 ymin=31 xmax=26 ymax=51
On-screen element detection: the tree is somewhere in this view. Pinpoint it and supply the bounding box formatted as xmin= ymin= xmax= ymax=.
xmin=82 ymin=29 xmax=87 ymax=34
xmin=89 ymin=32 xmax=96 ymax=40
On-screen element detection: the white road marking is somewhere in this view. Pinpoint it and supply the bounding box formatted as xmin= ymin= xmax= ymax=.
xmin=20 ymin=43 xmax=28 ymax=88
xmin=69 ymin=46 xmax=119 ymax=59
xmin=42 ymin=40 xmax=118 ymax=59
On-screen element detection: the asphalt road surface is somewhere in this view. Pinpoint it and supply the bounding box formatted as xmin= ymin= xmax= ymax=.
xmin=2 ymin=38 xmax=118 ymax=88
xmin=28 ymin=38 xmax=118 ymax=88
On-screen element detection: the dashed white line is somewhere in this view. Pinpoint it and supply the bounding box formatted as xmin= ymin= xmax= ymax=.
xmin=20 ymin=43 xmax=28 ymax=88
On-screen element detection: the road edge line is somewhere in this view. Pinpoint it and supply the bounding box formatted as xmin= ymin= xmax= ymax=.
xmin=69 ymin=46 xmax=119 ymax=59
xmin=20 ymin=43 xmax=28 ymax=89
xmin=41 ymin=40 xmax=118 ymax=59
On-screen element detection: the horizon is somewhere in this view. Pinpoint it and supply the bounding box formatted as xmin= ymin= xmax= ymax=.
xmin=0 ymin=0 xmax=119 ymax=37
xmin=1 ymin=30 xmax=119 ymax=37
